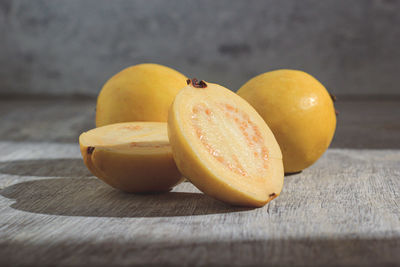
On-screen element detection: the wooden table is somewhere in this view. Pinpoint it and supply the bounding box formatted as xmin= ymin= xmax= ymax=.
xmin=0 ymin=97 xmax=399 ymax=266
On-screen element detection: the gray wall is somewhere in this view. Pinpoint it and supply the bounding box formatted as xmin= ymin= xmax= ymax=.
xmin=0 ymin=0 xmax=399 ymax=96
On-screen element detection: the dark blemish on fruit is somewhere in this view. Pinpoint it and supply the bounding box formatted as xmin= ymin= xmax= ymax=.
xmin=197 ymin=80 xmax=207 ymax=88
xmin=329 ymin=93 xmax=337 ymax=102
xmin=269 ymin=193 xmax=276 ymax=198
xmin=188 ymin=78 xmax=207 ymax=88
xmin=335 ymin=109 xmax=339 ymax=116
xmin=87 ymin=146 xmax=95 ymax=154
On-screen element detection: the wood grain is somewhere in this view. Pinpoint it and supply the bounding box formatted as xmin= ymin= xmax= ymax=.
xmin=0 ymin=141 xmax=399 ymax=266
xmin=1 ymin=97 xmax=400 ymax=149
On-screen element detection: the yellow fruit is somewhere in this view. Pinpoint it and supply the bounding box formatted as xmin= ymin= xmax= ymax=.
xmin=96 ymin=63 xmax=187 ymax=127
xmin=168 ymin=79 xmax=284 ymax=207
xmin=79 ymin=122 xmax=183 ymax=193
xmin=237 ymin=69 xmax=336 ymax=173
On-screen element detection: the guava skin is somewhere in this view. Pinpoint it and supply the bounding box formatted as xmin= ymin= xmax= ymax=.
xmin=237 ymin=69 xmax=336 ymax=173
xmin=96 ymin=63 xmax=187 ymax=127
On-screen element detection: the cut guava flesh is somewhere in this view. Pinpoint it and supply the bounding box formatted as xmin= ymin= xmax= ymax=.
xmin=168 ymin=80 xmax=284 ymax=207
xmin=79 ymin=122 xmax=183 ymax=193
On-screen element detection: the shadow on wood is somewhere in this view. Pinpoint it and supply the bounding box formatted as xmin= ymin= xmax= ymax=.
xmin=0 ymin=158 xmax=91 ymax=177
xmin=285 ymin=171 xmax=302 ymax=176
xmin=0 ymin=236 xmax=398 ymax=267
xmin=0 ymin=177 xmax=252 ymax=217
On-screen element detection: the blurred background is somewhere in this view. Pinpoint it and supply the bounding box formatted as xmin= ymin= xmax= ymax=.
xmin=0 ymin=0 xmax=399 ymax=147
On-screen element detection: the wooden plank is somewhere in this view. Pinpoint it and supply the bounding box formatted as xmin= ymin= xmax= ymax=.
xmin=0 ymin=97 xmax=400 ymax=149
xmin=0 ymin=141 xmax=399 ymax=266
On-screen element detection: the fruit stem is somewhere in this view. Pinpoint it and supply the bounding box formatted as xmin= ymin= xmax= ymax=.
xmin=187 ymin=78 xmax=207 ymax=88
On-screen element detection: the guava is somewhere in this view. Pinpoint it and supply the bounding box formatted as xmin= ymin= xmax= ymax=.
xmin=79 ymin=122 xmax=183 ymax=193
xmin=168 ymin=79 xmax=284 ymax=207
xmin=237 ymin=69 xmax=336 ymax=173
xmin=96 ymin=63 xmax=187 ymax=127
